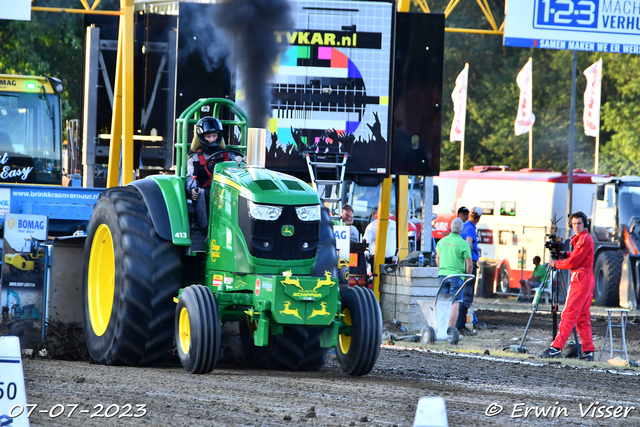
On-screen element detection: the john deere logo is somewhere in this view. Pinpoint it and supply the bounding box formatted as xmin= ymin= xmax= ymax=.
xmin=282 ymin=225 xmax=294 ymax=236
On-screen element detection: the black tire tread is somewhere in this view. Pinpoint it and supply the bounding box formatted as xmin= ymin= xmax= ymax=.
xmin=241 ymin=324 xmax=328 ymax=372
xmin=175 ymin=285 xmax=221 ymax=374
xmin=299 ymin=327 xmax=328 ymax=371
xmin=594 ymin=250 xmax=623 ymax=307
xmin=336 ymin=286 xmax=381 ymax=376
xmin=84 ymin=186 xmax=181 ymax=367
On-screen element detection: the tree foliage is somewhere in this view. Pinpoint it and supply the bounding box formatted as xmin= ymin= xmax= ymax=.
xmin=0 ymin=0 xmax=118 ymax=121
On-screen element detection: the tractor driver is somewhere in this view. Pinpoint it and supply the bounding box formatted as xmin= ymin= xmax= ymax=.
xmin=186 ymin=116 xmax=230 ymax=228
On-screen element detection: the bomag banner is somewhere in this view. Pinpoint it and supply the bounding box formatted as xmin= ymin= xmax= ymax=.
xmin=0 ymin=213 xmax=48 ymax=331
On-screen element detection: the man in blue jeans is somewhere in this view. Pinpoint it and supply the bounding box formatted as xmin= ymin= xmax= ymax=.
xmin=436 ymin=217 xmax=472 ymax=328
xmin=456 ymin=206 xmax=482 ymax=336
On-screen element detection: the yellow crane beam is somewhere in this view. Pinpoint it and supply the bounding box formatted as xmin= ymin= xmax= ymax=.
xmin=399 ymin=0 xmax=506 ymax=36
xmin=32 ymin=0 xmax=136 ymax=187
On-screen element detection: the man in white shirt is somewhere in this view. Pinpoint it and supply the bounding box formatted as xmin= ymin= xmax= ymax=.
xmin=363 ymin=210 xmax=397 ymax=264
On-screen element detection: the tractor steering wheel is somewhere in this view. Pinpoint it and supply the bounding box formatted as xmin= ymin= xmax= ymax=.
xmin=206 ymin=149 xmax=245 ymax=173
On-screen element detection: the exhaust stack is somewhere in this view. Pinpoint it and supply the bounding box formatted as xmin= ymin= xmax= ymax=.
xmin=246 ymin=128 xmax=267 ymax=168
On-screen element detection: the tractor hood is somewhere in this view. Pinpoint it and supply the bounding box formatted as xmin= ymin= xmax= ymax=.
xmin=215 ymin=165 xmax=320 ymax=206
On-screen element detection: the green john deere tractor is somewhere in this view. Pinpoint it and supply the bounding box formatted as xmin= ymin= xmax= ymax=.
xmin=82 ymin=98 xmax=382 ymax=375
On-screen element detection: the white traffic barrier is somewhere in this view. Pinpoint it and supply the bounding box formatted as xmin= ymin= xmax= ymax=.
xmin=413 ymin=396 xmax=448 ymax=427
xmin=0 ymin=336 xmax=29 ymax=427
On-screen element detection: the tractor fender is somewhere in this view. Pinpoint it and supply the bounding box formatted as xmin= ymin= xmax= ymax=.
xmin=130 ymin=177 xmax=191 ymax=246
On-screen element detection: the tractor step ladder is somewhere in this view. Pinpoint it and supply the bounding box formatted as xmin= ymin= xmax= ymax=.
xmin=305 ymin=152 xmax=348 ymax=220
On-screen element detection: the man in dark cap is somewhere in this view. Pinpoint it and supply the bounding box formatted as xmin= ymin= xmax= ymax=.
xmin=457 ymin=206 xmax=469 ymax=223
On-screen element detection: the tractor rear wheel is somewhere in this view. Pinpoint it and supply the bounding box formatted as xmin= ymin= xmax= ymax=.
xmin=594 ymin=250 xmax=623 ymax=307
xmin=82 ymin=186 xmax=181 ymax=366
xmin=175 ymin=285 xmax=221 ymax=374
xmin=336 ymin=286 xmax=382 ymax=376
xmin=239 ymin=319 xmax=328 ymax=371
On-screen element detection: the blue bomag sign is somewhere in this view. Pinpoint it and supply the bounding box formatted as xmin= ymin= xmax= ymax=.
xmin=17 ymin=218 xmax=46 ymax=231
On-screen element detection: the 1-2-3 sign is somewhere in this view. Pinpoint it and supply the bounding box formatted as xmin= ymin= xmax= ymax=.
xmin=535 ymin=0 xmax=599 ymax=29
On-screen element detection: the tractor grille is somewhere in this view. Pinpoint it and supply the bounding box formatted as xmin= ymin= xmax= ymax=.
xmin=238 ymin=197 xmax=319 ymax=260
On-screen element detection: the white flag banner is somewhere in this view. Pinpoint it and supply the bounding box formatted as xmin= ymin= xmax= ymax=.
xmin=514 ymin=58 xmax=535 ymax=136
xmin=583 ymin=58 xmax=603 ymax=137
xmin=450 ymin=63 xmax=469 ymax=142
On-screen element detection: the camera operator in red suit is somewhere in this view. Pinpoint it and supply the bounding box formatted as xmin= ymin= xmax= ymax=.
xmin=539 ymin=212 xmax=595 ymax=361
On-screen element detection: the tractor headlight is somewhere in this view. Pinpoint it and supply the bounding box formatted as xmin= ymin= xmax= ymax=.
xmin=295 ymin=205 xmax=320 ymax=222
xmin=248 ymin=201 xmax=282 ymax=221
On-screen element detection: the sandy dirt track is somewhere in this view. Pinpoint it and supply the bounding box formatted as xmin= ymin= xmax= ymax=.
xmin=16 ymin=310 xmax=640 ymax=427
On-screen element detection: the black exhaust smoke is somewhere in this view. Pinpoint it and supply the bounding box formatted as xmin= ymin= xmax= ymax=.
xmin=214 ymin=0 xmax=293 ymax=128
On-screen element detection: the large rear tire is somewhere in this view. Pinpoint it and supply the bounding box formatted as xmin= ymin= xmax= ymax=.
xmin=593 ymin=250 xmax=623 ymax=307
xmin=82 ymin=186 xmax=181 ymax=366
xmin=312 ymin=207 xmax=339 ymax=281
xmin=176 ymin=285 xmax=221 ymax=374
xmin=239 ymin=319 xmax=328 ymax=371
xmin=336 ymin=286 xmax=382 ymax=376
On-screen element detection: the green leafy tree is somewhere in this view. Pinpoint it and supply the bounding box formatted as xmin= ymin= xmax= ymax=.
xmin=597 ymin=54 xmax=640 ymax=176
xmin=0 ymin=0 xmax=118 ymax=122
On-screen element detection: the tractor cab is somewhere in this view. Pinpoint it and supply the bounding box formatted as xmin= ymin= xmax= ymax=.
xmin=0 ymin=75 xmax=64 ymax=185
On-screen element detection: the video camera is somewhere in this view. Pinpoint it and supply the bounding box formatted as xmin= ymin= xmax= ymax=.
xmin=545 ymin=215 xmax=567 ymax=261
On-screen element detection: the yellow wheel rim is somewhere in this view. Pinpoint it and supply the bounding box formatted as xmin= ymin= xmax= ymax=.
xmin=87 ymin=224 xmax=115 ymax=337
xmin=338 ymin=308 xmax=352 ymax=354
xmin=178 ymin=307 xmax=191 ymax=354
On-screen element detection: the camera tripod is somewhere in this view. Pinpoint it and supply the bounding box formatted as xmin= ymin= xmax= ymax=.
xmin=504 ymin=262 xmax=581 ymax=354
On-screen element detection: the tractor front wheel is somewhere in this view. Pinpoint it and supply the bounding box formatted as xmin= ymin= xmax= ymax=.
xmin=336 ymin=286 xmax=382 ymax=376
xmin=175 ymin=285 xmax=221 ymax=374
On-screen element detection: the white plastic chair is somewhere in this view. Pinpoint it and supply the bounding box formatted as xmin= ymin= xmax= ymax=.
xmin=536 ymin=267 xmax=554 ymax=304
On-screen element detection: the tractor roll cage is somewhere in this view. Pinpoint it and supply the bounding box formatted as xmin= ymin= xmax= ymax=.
xmin=175 ymin=98 xmax=250 ymax=178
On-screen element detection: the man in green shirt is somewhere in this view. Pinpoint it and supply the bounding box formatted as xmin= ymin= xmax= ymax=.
xmin=518 ymin=256 xmax=546 ymax=302
xmin=436 ymin=217 xmax=472 ymax=328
